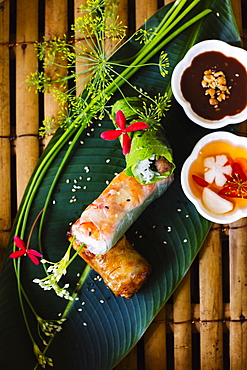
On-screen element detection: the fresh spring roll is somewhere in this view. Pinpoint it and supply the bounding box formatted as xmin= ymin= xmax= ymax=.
xmin=112 ymin=97 xmax=175 ymax=184
xmin=69 ymin=235 xmax=152 ymax=299
xmin=70 ymin=169 xmax=174 ymax=255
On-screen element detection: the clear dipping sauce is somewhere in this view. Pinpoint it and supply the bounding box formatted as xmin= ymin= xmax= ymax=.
xmin=189 ymin=139 xmax=247 ymax=212
xmin=181 ymin=51 xmax=247 ymax=121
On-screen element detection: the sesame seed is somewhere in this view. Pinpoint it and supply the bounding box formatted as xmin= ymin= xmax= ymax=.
xmin=87 ymin=177 xmax=91 ymax=181
xmin=100 ymin=300 xmax=104 ymax=304
xmin=66 ymin=179 xmax=70 ymax=183
xmin=78 ymin=308 xmax=82 ymax=311
xmin=83 ymin=322 xmax=88 ymax=326
xmin=52 ymin=200 xmax=56 ymax=205
xmin=81 ymin=301 xmax=86 ymax=305
xmin=106 ymin=159 xmax=111 ymax=163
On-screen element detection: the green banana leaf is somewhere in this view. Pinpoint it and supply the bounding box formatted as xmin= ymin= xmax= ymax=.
xmin=0 ymin=0 xmax=242 ymax=369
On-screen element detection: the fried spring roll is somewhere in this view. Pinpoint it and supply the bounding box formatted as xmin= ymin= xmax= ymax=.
xmin=70 ymin=235 xmax=152 ymax=299
xmin=70 ymin=169 xmax=174 ymax=255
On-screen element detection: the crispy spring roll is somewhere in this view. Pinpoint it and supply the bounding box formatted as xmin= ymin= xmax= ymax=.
xmin=70 ymin=169 xmax=174 ymax=255
xmin=69 ymin=235 xmax=152 ymax=299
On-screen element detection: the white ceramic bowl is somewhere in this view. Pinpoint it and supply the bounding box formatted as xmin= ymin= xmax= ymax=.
xmin=171 ymin=40 xmax=247 ymax=129
xmin=181 ymin=131 xmax=247 ymax=223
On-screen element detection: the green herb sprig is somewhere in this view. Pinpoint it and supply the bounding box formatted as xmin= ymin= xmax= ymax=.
xmin=11 ymin=0 xmax=212 ymax=367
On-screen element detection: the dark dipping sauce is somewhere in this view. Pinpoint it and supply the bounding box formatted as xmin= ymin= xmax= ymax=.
xmin=180 ymin=51 xmax=247 ymax=120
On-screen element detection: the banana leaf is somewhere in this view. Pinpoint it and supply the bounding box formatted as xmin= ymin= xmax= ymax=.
xmin=0 ymin=0 xmax=242 ymax=369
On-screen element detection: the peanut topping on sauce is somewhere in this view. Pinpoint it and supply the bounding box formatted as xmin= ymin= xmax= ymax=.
xmin=181 ymin=51 xmax=247 ymax=121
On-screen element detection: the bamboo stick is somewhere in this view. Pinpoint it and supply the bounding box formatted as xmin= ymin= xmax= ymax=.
xmin=74 ymin=0 xmax=129 ymax=97
xmin=231 ymin=0 xmax=243 ymax=38
xmin=104 ymin=0 xmax=129 ymax=58
xmin=199 ymin=224 xmax=224 ymax=369
xmin=229 ymin=218 xmax=247 ymax=369
xmin=144 ymin=306 xmax=167 ymax=370
xmin=173 ymin=271 xmax=192 ymax=369
xmin=0 ymin=0 xmax=11 ymax=272
xmin=42 ymin=0 xmax=68 ymax=147
xmin=74 ymin=0 xmax=88 ymax=96
xmin=167 ymin=302 xmax=231 ymax=333
xmin=15 ymin=0 xmax=39 ymax=207
xmin=135 ymin=0 xmax=158 ymax=30
xmin=114 ymin=346 xmax=138 ymax=370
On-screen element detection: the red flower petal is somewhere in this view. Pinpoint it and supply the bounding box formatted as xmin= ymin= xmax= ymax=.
xmin=27 ymin=253 xmax=40 ymax=265
xmin=115 ymin=110 xmax=126 ymax=130
xmin=125 ymin=121 xmax=149 ymax=132
xmin=232 ymin=162 xmax=247 ymax=181
xmin=14 ymin=236 xmax=27 ymax=252
xmin=122 ymin=133 xmax=131 ymax=155
xmin=192 ymin=174 xmax=209 ymax=187
xmin=100 ymin=130 xmax=122 ymax=140
xmin=9 ymin=250 xmax=26 ymax=259
xmin=27 ymin=249 xmax=43 ymax=258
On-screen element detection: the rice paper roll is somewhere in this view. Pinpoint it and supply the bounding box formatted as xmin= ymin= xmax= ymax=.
xmin=112 ymin=98 xmax=175 ymax=184
xmin=70 ymin=169 xmax=174 ymax=255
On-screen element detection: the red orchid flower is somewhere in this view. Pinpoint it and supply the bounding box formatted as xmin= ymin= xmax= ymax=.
xmin=100 ymin=110 xmax=148 ymax=155
xmin=218 ymin=162 xmax=247 ymax=199
xmin=9 ymin=236 xmax=43 ymax=265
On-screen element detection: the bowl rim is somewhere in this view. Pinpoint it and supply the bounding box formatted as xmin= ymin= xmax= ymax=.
xmin=171 ymin=39 xmax=247 ymax=129
xmin=181 ymin=131 xmax=247 ymax=223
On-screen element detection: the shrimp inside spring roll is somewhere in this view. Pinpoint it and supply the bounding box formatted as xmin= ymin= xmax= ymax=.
xmin=70 ymin=170 xmax=174 ymax=255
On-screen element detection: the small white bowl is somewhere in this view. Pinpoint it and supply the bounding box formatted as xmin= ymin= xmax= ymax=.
xmin=171 ymin=40 xmax=247 ymax=129
xmin=181 ymin=131 xmax=247 ymax=223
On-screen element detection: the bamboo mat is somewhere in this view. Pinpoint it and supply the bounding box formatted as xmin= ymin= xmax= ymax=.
xmin=0 ymin=1 xmax=247 ymax=369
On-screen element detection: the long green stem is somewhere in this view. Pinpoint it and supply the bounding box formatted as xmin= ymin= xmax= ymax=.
xmin=17 ymin=260 xmax=36 ymax=346
xmin=35 ymin=3 xmax=211 ymax=244
xmin=12 ymin=0 xmax=212 ymax=297
xmin=12 ymin=1 xmax=212 ymax=364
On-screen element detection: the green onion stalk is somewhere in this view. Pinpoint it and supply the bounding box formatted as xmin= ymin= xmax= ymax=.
xmin=13 ymin=0 xmax=211 ymax=245
xmin=9 ymin=0 xmax=212 ymax=365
